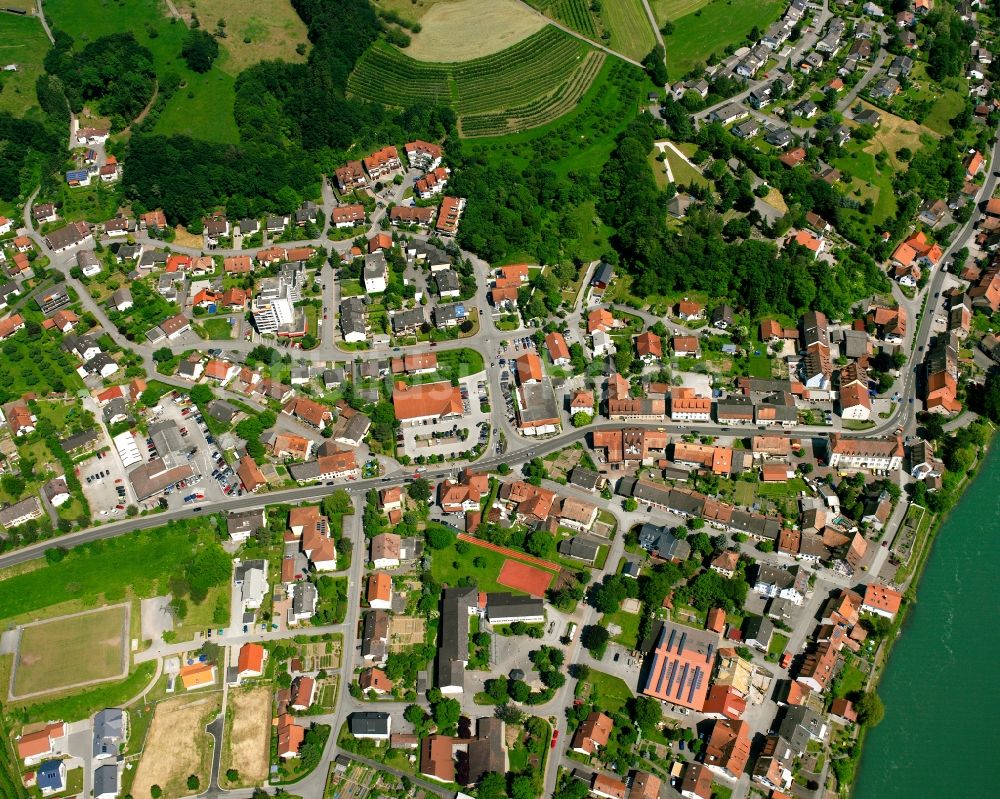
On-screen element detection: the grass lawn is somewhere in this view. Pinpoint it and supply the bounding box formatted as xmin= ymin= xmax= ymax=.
xmin=430 ymin=539 xmax=511 ymax=592
xmin=175 ymin=0 xmax=309 ymax=73
xmin=19 ymin=661 xmax=157 ymax=723
xmin=767 ymin=631 xmax=790 ymax=661
xmin=756 ymin=476 xmax=808 ymax=500
xmin=13 ymin=605 xmax=127 ymax=696
xmin=600 ymin=0 xmax=657 ymax=61
xmin=833 ymin=661 xmax=866 ymax=699
xmin=661 ymin=0 xmax=784 ymax=75
xmin=0 ymin=14 xmax=51 ymax=117
xmin=0 ymin=523 xmax=222 ymax=625
xmin=734 ymin=481 xmax=755 ymax=506
xmin=579 ymin=668 xmax=633 ymax=712
xmin=602 ymin=606 xmax=641 ymax=648
xmin=747 ymin=355 xmax=771 ymax=378
xmin=45 ymin=0 xmax=240 ymax=143
xmin=650 ymin=0 xmax=713 ymax=22
xmin=660 ymin=143 xmax=709 ymax=188
xmin=199 ymin=317 xmax=233 ymax=339
xmin=339 ymin=278 xmax=363 ymax=298
xmin=923 ymin=86 xmax=965 ymax=136
xmin=57 ymin=182 xmax=123 ymax=224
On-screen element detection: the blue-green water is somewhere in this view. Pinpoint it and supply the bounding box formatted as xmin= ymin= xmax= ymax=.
xmin=855 ymin=442 xmax=1000 ymax=797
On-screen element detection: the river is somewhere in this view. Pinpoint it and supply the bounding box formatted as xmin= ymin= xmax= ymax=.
xmin=855 ymin=442 xmax=1000 ymax=797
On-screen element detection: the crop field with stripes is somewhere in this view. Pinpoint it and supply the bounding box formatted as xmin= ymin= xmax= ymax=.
xmin=347 ymin=26 xmax=603 ymax=137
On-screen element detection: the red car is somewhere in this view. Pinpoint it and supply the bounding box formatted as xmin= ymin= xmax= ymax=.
xmin=550 ymin=730 xmax=559 ymax=749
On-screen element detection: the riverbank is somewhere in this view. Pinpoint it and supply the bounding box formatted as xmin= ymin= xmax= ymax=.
xmin=852 ymin=433 xmax=1000 ymax=796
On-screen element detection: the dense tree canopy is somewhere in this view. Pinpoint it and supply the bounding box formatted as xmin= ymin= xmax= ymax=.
xmin=181 ymin=29 xmax=220 ymax=73
xmin=44 ymin=32 xmax=155 ymax=128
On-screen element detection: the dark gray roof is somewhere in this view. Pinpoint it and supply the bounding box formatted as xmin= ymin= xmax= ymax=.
xmin=558 ymin=536 xmax=601 ymax=563
xmin=485 ymin=591 xmax=544 ymax=618
xmin=227 ymin=509 xmax=265 ymax=538
xmin=568 ymin=466 xmax=600 ymax=491
xmin=207 ymin=399 xmax=239 ymax=424
xmin=779 ymin=706 xmax=825 ymax=754
xmin=59 ymin=427 xmax=98 ymax=452
xmin=638 ymin=522 xmax=692 ymax=561
xmin=436 ymin=586 xmax=477 ymax=690
xmin=93 ymin=764 xmax=118 ymax=796
xmin=391 ymin=307 xmax=425 ymax=333
xmin=349 ymin=711 xmax=391 ymax=736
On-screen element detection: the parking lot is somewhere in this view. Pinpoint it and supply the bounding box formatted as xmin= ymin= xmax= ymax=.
xmin=399 ymin=375 xmax=491 ymax=459
xmin=139 ymin=394 xmax=239 ymax=511
xmin=78 ymin=442 xmax=130 ymax=519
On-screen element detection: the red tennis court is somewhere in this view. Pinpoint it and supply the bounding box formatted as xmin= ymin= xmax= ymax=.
xmin=497 ymin=559 xmax=554 ymax=596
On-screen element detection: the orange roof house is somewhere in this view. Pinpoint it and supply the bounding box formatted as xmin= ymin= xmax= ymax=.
xmin=571 ymin=711 xmax=613 ymax=755
xmin=515 ymin=351 xmax=543 ymax=383
xmin=545 ymin=331 xmax=570 ymax=364
xmin=392 ymin=380 xmax=464 ymax=422
xmin=675 ymin=300 xmax=704 ymax=319
xmin=588 ymin=307 xmax=614 ymax=333
xmin=16 ymin=723 xmax=65 ymax=762
xmin=964 ymin=149 xmax=984 ymax=179
xmin=891 ymin=231 xmax=942 ymax=268
xmin=420 ymin=734 xmax=456 ymax=782
xmin=359 ymin=667 xmax=394 ymax=694
xmin=224 ymin=255 xmax=253 ymax=273
xmin=277 ymin=713 xmax=306 ymax=759
xmin=179 ymin=662 xmax=215 ymax=690
xmin=706 ymin=607 xmax=727 ymax=633
xmin=636 ymin=331 xmax=663 ymax=360
xmin=641 ymin=623 xmax=717 ymax=710
xmin=788 ymin=229 xmax=823 ymax=256
xmin=367 ymin=572 xmax=393 ymax=608
xmin=237 ymin=643 xmax=266 ymax=677
xmin=861 ymin=583 xmax=903 ymax=618
xmin=237 ymin=455 xmax=267 ymax=493
xmin=779 ymin=147 xmax=806 ymax=167
xmin=704 ymin=719 xmax=752 ymax=780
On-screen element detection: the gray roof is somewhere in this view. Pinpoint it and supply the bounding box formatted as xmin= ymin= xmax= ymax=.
xmin=93 ymin=764 xmax=118 ymax=796
xmin=292 ymin=581 xmax=318 ymax=616
xmin=436 ymin=586 xmax=477 ymax=691
xmin=150 ymin=420 xmax=185 ymax=457
xmin=207 ymin=399 xmax=239 ymax=424
xmin=59 ymin=427 xmax=98 ymax=452
xmin=93 ymin=708 xmax=125 ymax=758
xmin=568 ymin=466 xmax=600 ymax=491
xmin=0 ymin=496 xmax=42 ymax=528
xmin=558 ymin=536 xmax=601 ymax=563
xmin=349 ymin=711 xmax=391 ymax=736
xmin=435 ymin=269 xmax=460 ymax=294
xmin=486 ymin=591 xmax=544 ymax=619
xmin=779 ymin=706 xmax=826 ymax=754
xmin=391 ymin=307 xmax=425 ymax=333
xmin=363 ymin=251 xmax=387 ymax=282
xmin=102 ymin=397 xmax=129 ymax=423
xmin=638 ymin=522 xmax=692 ymax=561
xmin=227 ymin=509 xmax=265 ymax=538
xmin=743 ymin=615 xmax=774 ymax=644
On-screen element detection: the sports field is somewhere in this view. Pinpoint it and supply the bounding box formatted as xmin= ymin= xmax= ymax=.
xmin=498 ymin=559 xmax=554 ymax=596
xmin=661 ymin=0 xmax=784 ymax=76
xmin=0 ymin=14 xmax=51 ymax=117
xmin=221 ymin=687 xmax=270 ymax=787
xmin=406 ymin=0 xmax=546 ymax=61
xmin=132 ymin=695 xmax=220 ymax=799
xmin=348 ymin=25 xmax=603 ymax=137
xmin=12 ymin=605 xmax=129 ymax=698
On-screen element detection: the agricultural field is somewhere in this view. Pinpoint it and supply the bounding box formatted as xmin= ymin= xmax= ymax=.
xmin=530 ymin=0 xmax=600 ymax=39
xmin=599 ymin=0 xmax=657 ymax=61
xmin=132 ymin=694 xmax=221 ymax=799
xmin=371 ymin=0 xmax=451 ymax=21
xmin=406 ymin=0 xmax=547 ymax=61
xmin=175 ymin=0 xmax=309 ymax=72
xmin=11 ymin=604 xmax=129 ymax=698
xmin=221 ymin=686 xmax=271 ymax=788
xmin=348 ymin=26 xmax=603 ymax=137
xmin=650 ymin=0 xmax=713 ymax=21
xmin=0 ymin=14 xmax=51 ymax=117
xmin=660 ymin=0 xmax=784 ymax=76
